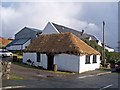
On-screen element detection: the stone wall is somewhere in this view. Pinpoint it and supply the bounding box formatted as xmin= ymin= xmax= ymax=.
xmin=1 ymin=61 xmax=11 ymax=80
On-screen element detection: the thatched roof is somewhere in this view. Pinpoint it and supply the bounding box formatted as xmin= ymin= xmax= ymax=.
xmin=26 ymin=32 xmax=100 ymax=55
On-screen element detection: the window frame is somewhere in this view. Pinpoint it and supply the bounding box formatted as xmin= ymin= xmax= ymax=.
xmin=37 ymin=52 xmax=41 ymax=62
xmin=85 ymin=55 xmax=91 ymax=64
xmin=93 ymin=55 xmax=97 ymax=63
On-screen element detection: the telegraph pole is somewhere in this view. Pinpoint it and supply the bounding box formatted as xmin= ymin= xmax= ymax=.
xmin=102 ymin=21 xmax=106 ymax=67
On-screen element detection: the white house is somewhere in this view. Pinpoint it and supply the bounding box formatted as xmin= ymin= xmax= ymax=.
xmin=6 ymin=27 xmax=42 ymax=51
xmin=104 ymin=45 xmax=114 ymax=52
xmin=6 ymin=38 xmax=31 ymax=50
xmin=23 ymin=32 xmax=101 ymax=73
xmin=42 ymin=22 xmax=97 ymax=41
xmin=43 ymin=22 xmax=114 ymax=52
xmin=96 ymin=40 xmax=114 ymax=52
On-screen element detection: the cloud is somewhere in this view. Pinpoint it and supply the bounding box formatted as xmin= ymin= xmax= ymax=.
xmin=1 ymin=2 xmax=101 ymax=39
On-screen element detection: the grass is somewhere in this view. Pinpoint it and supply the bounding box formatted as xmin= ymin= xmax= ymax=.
xmin=12 ymin=62 xmax=38 ymax=69
xmin=10 ymin=74 xmax=23 ymax=80
xmin=46 ymin=70 xmax=75 ymax=74
xmin=99 ymin=67 xmax=111 ymax=71
xmin=12 ymin=62 xmax=74 ymax=75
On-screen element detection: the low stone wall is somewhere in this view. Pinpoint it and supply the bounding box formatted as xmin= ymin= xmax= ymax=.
xmin=1 ymin=61 xmax=11 ymax=80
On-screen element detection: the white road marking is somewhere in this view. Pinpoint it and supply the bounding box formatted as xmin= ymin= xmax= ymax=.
xmin=78 ymin=76 xmax=88 ymax=79
xmin=99 ymin=84 xmax=113 ymax=90
xmin=78 ymin=72 xmax=111 ymax=79
xmin=96 ymin=72 xmax=111 ymax=76
xmin=37 ymin=74 xmax=47 ymax=78
xmin=2 ymin=86 xmax=25 ymax=89
xmin=78 ymin=75 xmax=95 ymax=79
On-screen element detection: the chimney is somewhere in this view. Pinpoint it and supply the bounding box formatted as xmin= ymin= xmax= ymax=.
xmin=81 ymin=29 xmax=84 ymax=35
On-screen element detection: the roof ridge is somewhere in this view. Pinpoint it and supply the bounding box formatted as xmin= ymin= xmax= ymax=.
xmin=52 ymin=22 xmax=82 ymax=33
xmin=26 ymin=32 xmax=100 ymax=55
xmin=51 ymin=22 xmax=97 ymax=41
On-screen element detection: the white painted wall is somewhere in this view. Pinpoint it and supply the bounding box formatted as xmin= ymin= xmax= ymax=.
xmin=23 ymin=39 xmax=31 ymax=49
xmin=41 ymin=54 xmax=47 ymax=69
xmin=79 ymin=55 xmax=100 ymax=73
xmin=97 ymin=40 xmax=102 ymax=47
xmin=23 ymin=53 xmax=48 ymax=68
xmin=10 ymin=45 xmax=22 ymax=50
xmin=6 ymin=46 xmax=11 ymax=50
xmin=54 ymin=54 xmax=80 ymax=73
xmin=6 ymin=40 xmax=31 ymax=50
xmin=23 ymin=53 xmax=39 ymax=66
xmin=42 ymin=22 xmax=60 ymax=34
xmin=105 ymin=47 xmax=114 ymax=52
xmin=23 ymin=52 xmax=100 ymax=73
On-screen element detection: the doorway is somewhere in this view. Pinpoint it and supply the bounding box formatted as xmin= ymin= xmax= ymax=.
xmin=47 ymin=54 xmax=54 ymax=70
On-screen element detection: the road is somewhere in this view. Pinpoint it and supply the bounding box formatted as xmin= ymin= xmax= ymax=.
xmin=1 ymin=57 xmax=120 ymax=89
xmin=2 ymin=72 xmax=119 ymax=89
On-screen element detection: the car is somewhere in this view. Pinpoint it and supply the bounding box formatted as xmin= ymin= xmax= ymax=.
xmin=0 ymin=49 xmax=13 ymax=57
xmin=115 ymin=61 xmax=120 ymax=72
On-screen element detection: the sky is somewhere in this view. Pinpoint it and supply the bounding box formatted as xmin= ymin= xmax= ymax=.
xmin=0 ymin=1 xmax=119 ymax=51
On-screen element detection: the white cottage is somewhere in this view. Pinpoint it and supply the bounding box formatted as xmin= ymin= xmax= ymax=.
xmin=23 ymin=32 xmax=101 ymax=73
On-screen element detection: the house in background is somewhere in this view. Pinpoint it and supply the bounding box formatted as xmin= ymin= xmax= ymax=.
xmin=104 ymin=45 xmax=114 ymax=52
xmin=42 ymin=22 xmax=97 ymax=41
xmin=0 ymin=37 xmax=12 ymax=48
xmin=43 ymin=22 xmax=114 ymax=52
xmin=23 ymin=32 xmax=101 ymax=73
xmin=96 ymin=40 xmax=114 ymax=52
xmin=6 ymin=27 xmax=42 ymax=51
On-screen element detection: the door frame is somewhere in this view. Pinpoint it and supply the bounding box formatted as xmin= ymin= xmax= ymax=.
xmin=47 ymin=54 xmax=54 ymax=70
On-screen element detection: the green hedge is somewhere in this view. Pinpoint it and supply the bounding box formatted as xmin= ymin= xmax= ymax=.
xmin=82 ymin=39 xmax=120 ymax=63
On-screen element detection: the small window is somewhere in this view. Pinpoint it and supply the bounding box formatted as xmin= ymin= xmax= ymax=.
xmin=93 ymin=55 xmax=97 ymax=63
xmin=85 ymin=55 xmax=90 ymax=64
xmin=25 ymin=46 xmax=27 ymax=49
xmin=37 ymin=52 xmax=40 ymax=62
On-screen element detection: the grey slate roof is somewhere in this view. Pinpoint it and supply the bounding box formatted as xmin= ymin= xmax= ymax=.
xmin=26 ymin=27 xmax=42 ymax=33
xmin=6 ymin=38 xmax=30 ymax=47
xmin=15 ymin=27 xmax=42 ymax=36
xmin=52 ymin=23 xmax=97 ymax=41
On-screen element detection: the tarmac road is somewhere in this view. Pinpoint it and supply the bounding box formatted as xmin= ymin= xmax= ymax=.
xmin=2 ymin=72 xmax=119 ymax=89
xmin=1 ymin=57 xmax=120 ymax=89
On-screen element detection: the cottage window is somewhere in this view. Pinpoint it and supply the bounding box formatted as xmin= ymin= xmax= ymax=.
xmin=85 ymin=55 xmax=90 ymax=64
xmin=93 ymin=55 xmax=97 ymax=63
xmin=37 ymin=52 xmax=40 ymax=62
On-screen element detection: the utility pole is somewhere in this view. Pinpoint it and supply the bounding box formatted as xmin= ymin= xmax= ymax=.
xmin=102 ymin=21 xmax=106 ymax=67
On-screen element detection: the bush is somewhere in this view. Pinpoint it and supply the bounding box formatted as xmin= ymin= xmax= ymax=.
xmin=106 ymin=52 xmax=120 ymax=63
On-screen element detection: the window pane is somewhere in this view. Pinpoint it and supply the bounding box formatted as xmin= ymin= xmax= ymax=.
xmin=85 ymin=55 xmax=90 ymax=64
xmin=93 ymin=55 xmax=97 ymax=63
xmin=37 ymin=52 xmax=40 ymax=62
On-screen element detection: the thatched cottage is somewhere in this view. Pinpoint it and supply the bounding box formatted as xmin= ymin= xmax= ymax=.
xmin=23 ymin=32 xmax=100 ymax=73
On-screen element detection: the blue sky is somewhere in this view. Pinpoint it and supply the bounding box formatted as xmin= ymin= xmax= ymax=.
xmin=1 ymin=1 xmax=118 ymax=51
